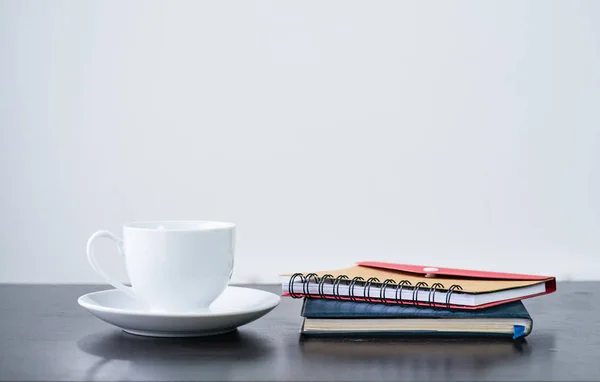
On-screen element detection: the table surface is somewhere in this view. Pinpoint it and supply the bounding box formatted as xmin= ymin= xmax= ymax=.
xmin=0 ymin=282 xmax=598 ymax=381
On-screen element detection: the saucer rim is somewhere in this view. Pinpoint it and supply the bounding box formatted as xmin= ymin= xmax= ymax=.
xmin=77 ymin=286 xmax=281 ymax=318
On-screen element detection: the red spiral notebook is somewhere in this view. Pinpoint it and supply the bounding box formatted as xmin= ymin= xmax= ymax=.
xmin=280 ymin=262 xmax=556 ymax=310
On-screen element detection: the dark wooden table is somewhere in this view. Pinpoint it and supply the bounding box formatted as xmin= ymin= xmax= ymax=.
xmin=0 ymin=283 xmax=597 ymax=381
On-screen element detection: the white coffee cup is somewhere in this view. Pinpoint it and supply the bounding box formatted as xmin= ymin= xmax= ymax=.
xmin=86 ymin=221 xmax=235 ymax=312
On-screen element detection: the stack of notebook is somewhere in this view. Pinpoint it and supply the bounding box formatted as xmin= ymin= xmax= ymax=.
xmin=280 ymin=261 xmax=556 ymax=339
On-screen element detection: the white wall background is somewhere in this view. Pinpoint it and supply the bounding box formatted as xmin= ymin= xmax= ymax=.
xmin=1 ymin=0 xmax=599 ymax=284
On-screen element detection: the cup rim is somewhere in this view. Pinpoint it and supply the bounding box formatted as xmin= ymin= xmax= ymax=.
xmin=123 ymin=220 xmax=236 ymax=231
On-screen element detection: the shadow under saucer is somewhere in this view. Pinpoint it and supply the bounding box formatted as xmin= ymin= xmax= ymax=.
xmin=77 ymin=328 xmax=274 ymax=381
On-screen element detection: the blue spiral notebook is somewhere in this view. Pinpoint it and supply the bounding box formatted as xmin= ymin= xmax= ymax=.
xmin=300 ymin=299 xmax=533 ymax=339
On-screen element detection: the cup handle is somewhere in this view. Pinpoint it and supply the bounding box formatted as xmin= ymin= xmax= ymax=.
xmin=86 ymin=230 xmax=136 ymax=298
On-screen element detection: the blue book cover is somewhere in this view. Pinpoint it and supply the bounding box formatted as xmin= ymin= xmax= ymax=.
xmin=300 ymin=299 xmax=533 ymax=339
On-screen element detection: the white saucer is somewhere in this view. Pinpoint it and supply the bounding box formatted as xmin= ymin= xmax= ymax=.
xmin=78 ymin=286 xmax=280 ymax=337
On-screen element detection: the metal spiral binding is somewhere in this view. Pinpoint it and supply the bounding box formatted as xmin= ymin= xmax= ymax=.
xmin=412 ymin=282 xmax=429 ymax=305
xmin=318 ymin=274 xmax=334 ymax=298
xmin=288 ymin=272 xmax=306 ymax=299
xmin=288 ymin=272 xmax=464 ymax=307
xmin=445 ymin=284 xmax=463 ymax=308
xmin=363 ymin=277 xmax=380 ymax=302
xmin=428 ymin=282 xmax=445 ymax=307
xmin=394 ymin=280 xmax=412 ymax=306
xmin=332 ymin=275 xmax=349 ymax=300
xmin=302 ymin=273 xmax=319 ymax=297
xmin=380 ymin=279 xmax=396 ymax=303
xmin=348 ymin=276 xmax=365 ymax=301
